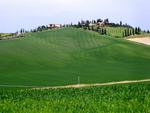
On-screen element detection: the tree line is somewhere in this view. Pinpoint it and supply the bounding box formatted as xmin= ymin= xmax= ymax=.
xmin=13 ymin=18 xmax=150 ymax=38
xmin=1 ymin=18 xmax=150 ymax=40
xmin=123 ymin=27 xmax=141 ymax=37
xmin=72 ymin=18 xmax=150 ymax=37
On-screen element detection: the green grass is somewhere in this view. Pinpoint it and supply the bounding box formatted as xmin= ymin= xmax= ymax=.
xmin=0 ymin=28 xmax=150 ymax=86
xmin=0 ymin=83 xmax=150 ymax=113
xmin=105 ymin=26 xmax=132 ymax=37
xmin=0 ymin=33 xmax=12 ymax=37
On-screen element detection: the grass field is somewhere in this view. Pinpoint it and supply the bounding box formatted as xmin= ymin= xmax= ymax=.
xmin=105 ymin=26 xmax=132 ymax=37
xmin=0 ymin=33 xmax=12 ymax=37
xmin=0 ymin=28 xmax=150 ymax=86
xmin=0 ymin=83 xmax=150 ymax=113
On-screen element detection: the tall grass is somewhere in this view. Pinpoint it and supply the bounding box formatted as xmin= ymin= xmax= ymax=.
xmin=0 ymin=83 xmax=150 ymax=113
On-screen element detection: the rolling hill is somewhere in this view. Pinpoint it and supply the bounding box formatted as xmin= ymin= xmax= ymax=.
xmin=0 ymin=28 xmax=150 ymax=86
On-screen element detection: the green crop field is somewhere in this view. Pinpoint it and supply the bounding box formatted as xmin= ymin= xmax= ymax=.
xmin=0 ymin=28 xmax=150 ymax=87
xmin=0 ymin=33 xmax=12 ymax=37
xmin=105 ymin=26 xmax=132 ymax=37
xmin=0 ymin=83 xmax=150 ymax=113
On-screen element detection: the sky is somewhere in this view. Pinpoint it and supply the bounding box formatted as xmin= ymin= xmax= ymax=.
xmin=0 ymin=0 xmax=150 ymax=33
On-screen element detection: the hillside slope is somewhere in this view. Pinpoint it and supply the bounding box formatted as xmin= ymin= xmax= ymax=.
xmin=0 ymin=28 xmax=150 ymax=86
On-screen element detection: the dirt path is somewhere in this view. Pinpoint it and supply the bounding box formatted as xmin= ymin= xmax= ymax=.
xmin=127 ymin=37 xmax=150 ymax=45
xmin=0 ymin=79 xmax=150 ymax=89
xmin=34 ymin=79 xmax=150 ymax=90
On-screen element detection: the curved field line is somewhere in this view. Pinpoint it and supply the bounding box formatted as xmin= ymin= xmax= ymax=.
xmin=35 ymin=79 xmax=150 ymax=90
xmin=0 ymin=79 xmax=150 ymax=89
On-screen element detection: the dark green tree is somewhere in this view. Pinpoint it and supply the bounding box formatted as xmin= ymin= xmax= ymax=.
xmin=132 ymin=28 xmax=135 ymax=35
xmin=101 ymin=28 xmax=104 ymax=35
xmin=135 ymin=27 xmax=138 ymax=34
xmin=126 ymin=28 xmax=130 ymax=36
xmin=88 ymin=26 xmax=91 ymax=30
xmin=104 ymin=19 xmax=109 ymax=24
xmin=137 ymin=27 xmax=141 ymax=34
xmin=81 ymin=20 xmax=85 ymax=27
xmin=124 ymin=29 xmax=127 ymax=37
xmin=104 ymin=29 xmax=107 ymax=35
xmin=78 ymin=22 xmax=82 ymax=28
xmin=122 ymin=31 xmax=125 ymax=37
xmin=120 ymin=21 xmax=122 ymax=26
xmin=85 ymin=20 xmax=90 ymax=27
xmin=129 ymin=29 xmax=132 ymax=35
xmin=91 ymin=26 xmax=94 ymax=31
xmin=20 ymin=29 xmax=23 ymax=34
xmin=97 ymin=18 xmax=103 ymax=23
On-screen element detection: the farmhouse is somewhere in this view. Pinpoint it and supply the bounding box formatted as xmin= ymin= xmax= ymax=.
xmin=48 ymin=24 xmax=62 ymax=29
xmin=89 ymin=23 xmax=96 ymax=27
xmin=97 ymin=22 xmax=105 ymax=27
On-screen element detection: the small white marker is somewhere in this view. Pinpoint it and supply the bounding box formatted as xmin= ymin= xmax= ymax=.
xmin=78 ymin=76 xmax=80 ymax=86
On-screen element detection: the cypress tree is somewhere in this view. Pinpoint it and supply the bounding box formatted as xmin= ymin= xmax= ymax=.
xmin=78 ymin=22 xmax=82 ymax=28
xmin=88 ymin=26 xmax=91 ymax=30
xmin=104 ymin=29 xmax=107 ymax=35
xmin=132 ymin=28 xmax=135 ymax=35
xmin=92 ymin=26 xmax=94 ymax=31
xmin=135 ymin=27 xmax=138 ymax=34
xmin=122 ymin=31 xmax=125 ymax=37
xmin=126 ymin=28 xmax=129 ymax=36
xmin=101 ymin=28 xmax=103 ymax=35
xmin=137 ymin=27 xmax=141 ymax=34
xmin=124 ymin=29 xmax=127 ymax=37
xmin=120 ymin=21 xmax=122 ymax=26
xmin=129 ymin=29 xmax=132 ymax=36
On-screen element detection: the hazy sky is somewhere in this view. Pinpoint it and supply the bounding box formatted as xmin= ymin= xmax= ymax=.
xmin=0 ymin=0 xmax=150 ymax=33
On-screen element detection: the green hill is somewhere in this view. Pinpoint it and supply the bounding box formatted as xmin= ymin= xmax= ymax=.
xmin=0 ymin=28 xmax=150 ymax=86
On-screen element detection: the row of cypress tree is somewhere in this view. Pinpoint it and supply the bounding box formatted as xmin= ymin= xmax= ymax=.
xmin=123 ymin=27 xmax=141 ymax=37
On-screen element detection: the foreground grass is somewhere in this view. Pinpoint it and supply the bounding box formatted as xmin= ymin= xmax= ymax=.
xmin=0 ymin=83 xmax=150 ymax=113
